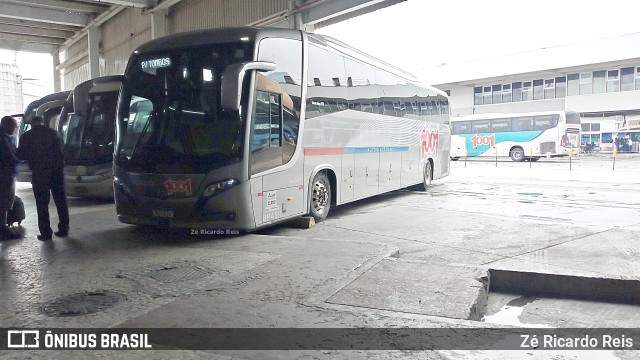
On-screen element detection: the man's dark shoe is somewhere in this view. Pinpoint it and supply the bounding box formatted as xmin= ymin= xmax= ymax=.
xmin=54 ymin=230 xmax=68 ymax=237
xmin=37 ymin=234 xmax=52 ymax=241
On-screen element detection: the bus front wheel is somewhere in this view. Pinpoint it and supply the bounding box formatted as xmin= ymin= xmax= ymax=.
xmin=510 ymin=147 xmax=525 ymax=162
xmin=310 ymin=171 xmax=331 ymax=222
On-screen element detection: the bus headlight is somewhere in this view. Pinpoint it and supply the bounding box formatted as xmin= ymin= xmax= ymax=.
xmin=203 ymin=179 xmax=239 ymax=199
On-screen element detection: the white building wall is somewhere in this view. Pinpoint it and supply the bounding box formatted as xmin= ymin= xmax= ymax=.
xmin=0 ymin=62 xmax=23 ymax=116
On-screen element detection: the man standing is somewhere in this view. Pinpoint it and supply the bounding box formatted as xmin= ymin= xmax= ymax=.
xmin=0 ymin=116 xmax=20 ymax=240
xmin=17 ymin=116 xmax=69 ymax=241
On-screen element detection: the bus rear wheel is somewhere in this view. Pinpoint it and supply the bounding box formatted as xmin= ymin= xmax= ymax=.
xmin=310 ymin=171 xmax=331 ymax=222
xmin=416 ymin=161 xmax=433 ymax=191
xmin=510 ymin=147 xmax=525 ymax=162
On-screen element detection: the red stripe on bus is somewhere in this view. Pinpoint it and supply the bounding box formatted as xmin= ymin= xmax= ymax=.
xmin=303 ymin=148 xmax=344 ymax=155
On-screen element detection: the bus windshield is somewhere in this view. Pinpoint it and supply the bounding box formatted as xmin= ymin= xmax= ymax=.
xmin=116 ymin=43 xmax=253 ymax=174
xmin=63 ymin=91 xmax=118 ymax=164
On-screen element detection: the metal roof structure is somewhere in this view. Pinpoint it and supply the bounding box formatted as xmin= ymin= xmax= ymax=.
xmin=0 ymin=0 xmax=404 ymax=54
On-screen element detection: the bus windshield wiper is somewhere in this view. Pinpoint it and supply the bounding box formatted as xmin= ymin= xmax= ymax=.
xmin=129 ymin=113 xmax=151 ymax=161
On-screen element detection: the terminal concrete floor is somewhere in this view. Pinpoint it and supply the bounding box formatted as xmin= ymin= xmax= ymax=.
xmin=1 ymin=155 xmax=640 ymax=359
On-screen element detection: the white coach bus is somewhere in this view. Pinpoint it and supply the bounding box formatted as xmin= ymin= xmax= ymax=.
xmin=113 ymin=27 xmax=451 ymax=231
xmin=450 ymin=111 xmax=581 ymax=161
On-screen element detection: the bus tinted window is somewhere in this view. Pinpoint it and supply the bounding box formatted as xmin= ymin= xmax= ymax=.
xmin=472 ymin=120 xmax=490 ymax=133
xmin=491 ymin=119 xmax=511 ymax=132
xmin=452 ymin=121 xmax=470 ymax=134
xmin=512 ymin=117 xmax=534 ymax=131
xmin=534 ymin=115 xmax=558 ymax=130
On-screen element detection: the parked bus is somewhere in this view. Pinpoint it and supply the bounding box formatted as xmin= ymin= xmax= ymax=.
xmin=16 ymin=90 xmax=71 ymax=181
xmin=56 ymin=76 xmax=122 ymax=198
xmin=113 ymin=27 xmax=450 ymax=231
xmin=450 ymin=111 xmax=581 ymax=161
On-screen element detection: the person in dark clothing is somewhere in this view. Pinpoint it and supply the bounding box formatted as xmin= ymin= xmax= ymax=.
xmin=0 ymin=116 xmax=20 ymax=240
xmin=17 ymin=116 xmax=69 ymax=241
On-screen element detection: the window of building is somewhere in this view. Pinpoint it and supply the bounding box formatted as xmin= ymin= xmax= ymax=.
xmin=483 ymin=86 xmax=491 ymax=104
xmin=555 ymin=76 xmax=566 ymax=98
xmin=474 ymin=87 xmax=482 ymax=105
xmin=579 ymin=72 xmax=592 ymax=95
xmin=593 ymin=70 xmax=605 ymax=93
xmin=522 ymin=81 xmax=532 ymax=101
xmin=591 ymin=123 xmax=600 ymax=131
xmin=581 ymin=123 xmax=590 ymax=132
xmin=533 ymin=79 xmax=543 ymax=100
xmin=567 ymin=73 xmax=579 ymax=96
xmin=544 ymin=79 xmax=555 ymax=99
xmin=512 ymin=82 xmax=522 ymax=102
xmin=636 ymin=67 xmax=640 ymax=90
xmin=492 ymin=84 xmax=502 ymax=104
xmin=502 ymin=84 xmax=511 ymax=103
xmin=607 ymin=69 xmax=620 ymax=92
xmin=620 ymin=67 xmax=634 ymax=91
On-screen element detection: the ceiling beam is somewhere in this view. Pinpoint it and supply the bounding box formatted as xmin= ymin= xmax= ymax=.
xmin=0 ymin=23 xmax=74 ymax=38
xmin=6 ymin=0 xmax=108 ymax=14
xmin=301 ymin=0 xmax=403 ymax=25
xmin=0 ymin=37 xmax=58 ymax=53
xmin=0 ymin=2 xmax=88 ymax=27
xmin=148 ymin=0 xmax=181 ymax=12
xmin=86 ymin=0 xmax=150 ymax=8
xmin=0 ymin=16 xmax=80 ymax=32
xmin=0 ymin=32 xmax=65 ymax=45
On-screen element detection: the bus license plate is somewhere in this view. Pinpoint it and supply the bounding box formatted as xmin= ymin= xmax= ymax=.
xmin=152 ymin=209 xmax=174 ymax=218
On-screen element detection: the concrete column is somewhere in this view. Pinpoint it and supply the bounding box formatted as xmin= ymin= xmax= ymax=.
xmin=52 ymin=52 xmax=61 ymax=92
xmin=87 ymin=25 xmax=100 ymax=79
xmin=151 ymin=9 xmax=168 ymax=39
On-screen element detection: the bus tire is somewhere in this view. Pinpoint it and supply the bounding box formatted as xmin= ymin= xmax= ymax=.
xmin=510 ymin=147 xmax=525 ymax=162
xmin=417 ymin=160 xmax=433 ymax=191
xmin=310 ymin=171 xmax=331 ymax=222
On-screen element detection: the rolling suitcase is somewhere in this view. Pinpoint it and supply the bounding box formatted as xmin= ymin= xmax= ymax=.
xmin=7 ymin=195 xmax=25 ymax=226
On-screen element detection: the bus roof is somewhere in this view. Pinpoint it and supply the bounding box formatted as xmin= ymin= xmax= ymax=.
xmin=131 ymin=27 xmax=302 ymax=55
xmin=451 ymin=110 xmax=579 ymax=121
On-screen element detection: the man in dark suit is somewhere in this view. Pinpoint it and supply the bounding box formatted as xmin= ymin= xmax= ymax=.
xmin=17 ymin=116 xmax=69 ymax=241
xmin=0 ymin=116 xmax=20 ymax=240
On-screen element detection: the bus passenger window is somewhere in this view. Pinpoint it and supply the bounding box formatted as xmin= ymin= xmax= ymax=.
xmin=472 ymin=120 xmax=490 ymax=133
xmin=491 ymin=119 xmax=511 ymax=132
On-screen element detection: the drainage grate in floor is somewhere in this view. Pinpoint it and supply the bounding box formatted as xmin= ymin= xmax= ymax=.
xmin=40 ymin=290 xmax=126 ymax=317
xmin=147 ymin=265 xmax=209 ymax=283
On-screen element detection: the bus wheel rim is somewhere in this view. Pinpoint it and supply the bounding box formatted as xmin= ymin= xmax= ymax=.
xmin=425 ymin=163 xmax=432 ymax=186
xmin=313 ymin=181 xmax=328 ymax=214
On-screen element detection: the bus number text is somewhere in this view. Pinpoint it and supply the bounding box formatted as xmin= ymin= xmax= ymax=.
xmin=470 ymin=134 xmax=495 ymax=148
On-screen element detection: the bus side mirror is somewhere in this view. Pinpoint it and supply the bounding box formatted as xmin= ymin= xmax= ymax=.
xmin=221 ymin=61 xmax=276 ymax=112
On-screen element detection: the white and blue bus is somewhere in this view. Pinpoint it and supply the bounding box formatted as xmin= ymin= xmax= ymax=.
xmin=112 ymin=27 xmax=451 ymax=231
xmin=450 ymin=111 xmax=581 ymax=161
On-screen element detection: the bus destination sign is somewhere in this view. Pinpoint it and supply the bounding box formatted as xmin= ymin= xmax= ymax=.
xmin=141 ymin=57 xmax=171 ymax=70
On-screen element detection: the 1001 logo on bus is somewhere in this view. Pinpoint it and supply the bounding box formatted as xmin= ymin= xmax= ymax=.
xmin=470 ymin=134 xmax=495 ymax=148
xmin=421 ymin=129 xmax=439 ymax=158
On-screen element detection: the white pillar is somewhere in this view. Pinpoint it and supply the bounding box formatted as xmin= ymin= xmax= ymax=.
xmin=52 ymin=52 xmax=62 ymax=92
xmin=151 ymin=9 xmax=168 ymax=39
xmin=88 ymin=25 xmax=100 ymax=79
